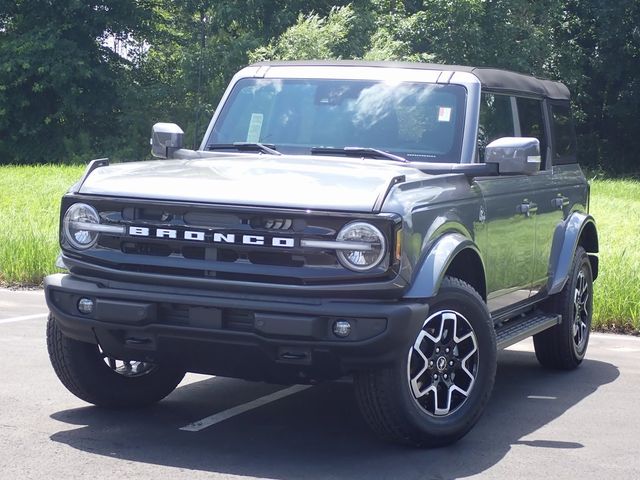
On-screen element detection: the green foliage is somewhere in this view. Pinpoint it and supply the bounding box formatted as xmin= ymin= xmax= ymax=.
xmin=0 ymin=0 xmax=156 ymax=164
xmin=0 ymin=1 xmax=639 ymax=173
xmin=250 ymin=6 xmax=357 ymax=61
xmin=561 ymin=0 xmax=640 ymax=173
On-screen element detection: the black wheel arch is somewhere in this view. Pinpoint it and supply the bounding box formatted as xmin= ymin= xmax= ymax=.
xmin=404 ymin=232 xmax=487 ymax=301
xmin=578 ymin=219 xmax=599 ymax=280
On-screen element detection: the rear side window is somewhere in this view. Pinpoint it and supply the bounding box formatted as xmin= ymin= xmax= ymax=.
xmin=550 ymin=103 xmax=577 ymax=164
xmin=478 ymin=93 xmax=514 ymax=161
xmin=517 ymin=97 xmax=546 ymax=166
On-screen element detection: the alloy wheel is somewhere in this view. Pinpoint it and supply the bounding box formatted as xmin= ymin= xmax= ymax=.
xmin=407 ymin=310 xmax=479 ymax=416
xmin=573 ymin=268 xmax=590 ymax=352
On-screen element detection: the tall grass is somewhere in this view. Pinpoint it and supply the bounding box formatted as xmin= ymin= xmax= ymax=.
xmin=0 ymin=165 xmax=637 ymax=331
xmin=589 ymin=180 xmax=640 ymax=331
xmin=0 ymin=165 xmax=84 ymax=284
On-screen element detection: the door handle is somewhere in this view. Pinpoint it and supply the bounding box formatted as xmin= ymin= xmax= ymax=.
xmin=518 ymin=202 xmax=537 ymax=217
xmin=552 ymin=196 xmax=569 ymax=209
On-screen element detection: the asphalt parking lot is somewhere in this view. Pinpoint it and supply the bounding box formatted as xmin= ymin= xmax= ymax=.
xmin=1 ymin=288 xmax=639 ymax=480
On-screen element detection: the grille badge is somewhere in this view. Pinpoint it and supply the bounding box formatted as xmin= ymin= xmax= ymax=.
xmin=127 ymin=226 xmax=296 ymax=248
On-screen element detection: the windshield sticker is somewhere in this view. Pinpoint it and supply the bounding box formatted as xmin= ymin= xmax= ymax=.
xmin=438 ymin=107 xmax=452 ymax=122
xmin=246 ymin=113 xmax=264 ymax=142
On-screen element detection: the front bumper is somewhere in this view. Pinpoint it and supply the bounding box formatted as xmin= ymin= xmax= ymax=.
xmin=44 ymin=274 xmax=429 ymax=383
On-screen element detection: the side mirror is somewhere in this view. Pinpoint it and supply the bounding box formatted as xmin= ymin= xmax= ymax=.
xmin=485 ymin=137 xmax=541 ymax=175
xmin=151 ymin=123 xmax=184 ymax=159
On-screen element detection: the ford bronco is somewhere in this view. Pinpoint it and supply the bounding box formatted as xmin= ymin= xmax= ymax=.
xmin=45 ymin=61 xmax=598 ymax=447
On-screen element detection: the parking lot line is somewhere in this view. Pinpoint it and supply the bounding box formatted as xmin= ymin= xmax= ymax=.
xmin=179 ymin=384 xmax=312 ymax=432
xmin=0 ymin=313 xmax=47 ymax=325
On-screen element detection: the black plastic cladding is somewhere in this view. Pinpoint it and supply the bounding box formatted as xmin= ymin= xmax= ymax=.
xmin=60 ymin=194 xmax=402 ymax=286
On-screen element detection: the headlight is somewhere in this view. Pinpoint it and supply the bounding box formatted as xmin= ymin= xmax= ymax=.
xmin=336 ymin=222 xmax=387 ymax=272
xmin=63 ymin=203 xmax=100 ymax=250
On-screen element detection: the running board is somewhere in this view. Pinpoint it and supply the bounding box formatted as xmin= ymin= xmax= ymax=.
xmin=495 ymin=312 xmax=561 ymax=350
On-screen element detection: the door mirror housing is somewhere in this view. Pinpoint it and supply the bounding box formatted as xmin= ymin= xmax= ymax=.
xmin=485 ymin=137 xmax=541 ymax=175
xmin=151 ymin=123 xmax=184 ymax=159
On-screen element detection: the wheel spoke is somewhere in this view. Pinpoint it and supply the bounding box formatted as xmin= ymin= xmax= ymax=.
xmin=454 ymin=331 xmax=474 ymax=344
xmin=413 ymin=330 xmax=431 ymax=353
xmin=409 ymin=363 xmax=429 ymax=398
xmin=434 ymin=386 xmax=451 ymax=416
xmin=580 ymin=276 xmax=588 ymax=297
xmin=580 ymin=321 xmax=588 ymax=340
xmin=581 ymin=292 xmax=589 ymax=315
xmin=460 ymin=344 xmax=478 ymax=386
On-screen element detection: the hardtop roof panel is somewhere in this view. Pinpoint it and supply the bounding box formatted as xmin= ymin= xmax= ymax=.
xmin=250 ymin=60 xmax=570 ymax=101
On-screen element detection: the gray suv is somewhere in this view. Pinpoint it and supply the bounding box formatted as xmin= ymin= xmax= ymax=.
xmin=45 ymin=60 xmax=598 ymax=447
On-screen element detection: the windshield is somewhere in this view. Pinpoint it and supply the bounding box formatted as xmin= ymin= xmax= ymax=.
xmin=207 ymin=78 xmax=467 ymax=162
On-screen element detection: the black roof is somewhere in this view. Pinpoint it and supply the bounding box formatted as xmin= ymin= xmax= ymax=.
xmin=251 ymin=60 xmax=570 ymax=101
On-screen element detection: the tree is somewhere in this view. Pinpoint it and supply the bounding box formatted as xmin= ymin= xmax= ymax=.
xmin=0 ymin=0 xmax=157 ymax=164
xmin=1 ymin=1 xmax=638 ymax=172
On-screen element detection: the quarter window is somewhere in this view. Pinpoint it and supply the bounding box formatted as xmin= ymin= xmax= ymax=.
xmin=517 ymin=97 xmax=546 ymax=166
xmin=551 ymin=103 xmax=577 ymax=163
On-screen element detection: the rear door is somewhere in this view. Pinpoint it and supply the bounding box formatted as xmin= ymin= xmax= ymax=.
xmin=516 ymin=97 xmax=563 ymax=297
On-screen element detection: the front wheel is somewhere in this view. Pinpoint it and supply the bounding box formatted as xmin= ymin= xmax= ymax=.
xmin=355 ymin=277 xmax=497 ymax=447
xmin=47 ymin=314 xmax=186 ymax=408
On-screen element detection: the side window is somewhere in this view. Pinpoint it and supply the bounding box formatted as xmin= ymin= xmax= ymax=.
xmin=478 ymin=93 xmax=514 ymax=161
xmin=516 ymin=97 xmax=547 ymax=166
xmin=550 ymin=103 xmax=577 ymax=164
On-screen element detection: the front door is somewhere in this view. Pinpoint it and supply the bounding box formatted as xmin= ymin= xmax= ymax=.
xmin=474 ymin=175 xmax=536 ymax=313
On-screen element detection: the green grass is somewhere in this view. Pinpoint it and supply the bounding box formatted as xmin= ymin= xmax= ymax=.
xmin=589 ymin=179 xmax=640 ymax=332
xmin=0 ymin=165 xmax=638 ymax=332
xmin=0 ymin=165 xmax=84 ymax=284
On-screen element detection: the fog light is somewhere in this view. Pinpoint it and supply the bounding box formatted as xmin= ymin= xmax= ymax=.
xmin=333 ymin=320 xmax=352 ymax=338
xmin=77 ymin=298 xmax=94 ymax=315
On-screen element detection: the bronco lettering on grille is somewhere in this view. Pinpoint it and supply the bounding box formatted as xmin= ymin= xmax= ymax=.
xmin=128 ymin=226 xmax=296 ymax=248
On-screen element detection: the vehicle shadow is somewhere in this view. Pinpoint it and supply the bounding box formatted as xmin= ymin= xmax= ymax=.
xmin=49 ymin=349 xmax=619 ymax=479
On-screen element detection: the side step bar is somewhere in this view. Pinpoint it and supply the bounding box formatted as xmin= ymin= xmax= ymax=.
xmin=495 ymin=312 xmax=561 ymax=350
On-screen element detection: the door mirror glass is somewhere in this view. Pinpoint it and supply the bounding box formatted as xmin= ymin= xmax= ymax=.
xmin=151 ymin=123 xmax=184 ymax=159
xmin=485 ymin=137 xmax=540 ymax=175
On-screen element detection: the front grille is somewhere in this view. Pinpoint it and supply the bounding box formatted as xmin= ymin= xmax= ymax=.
xmin=64 ymin=197 xmax=399 ymax=285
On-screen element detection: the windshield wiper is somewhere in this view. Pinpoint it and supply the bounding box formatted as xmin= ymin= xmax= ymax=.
xmin=206 ymin=142 xmax=281 ymax=155
xmin=310 ymin=146 xmax=407 ymax=163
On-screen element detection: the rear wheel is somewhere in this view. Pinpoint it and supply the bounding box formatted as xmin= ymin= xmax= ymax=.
xmin=355 ymin=277 xmax=497 ymax=447
xmin=533 ymin=246 xmax=593 ymax=369
xmin=47 ymin=314 xmax=186 ymax=407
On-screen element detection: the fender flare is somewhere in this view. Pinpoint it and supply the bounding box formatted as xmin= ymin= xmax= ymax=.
xmin=404 ymin=232 xmax=485 ymax=300
xmin=548 ymin=212 xmax=598 ymax=295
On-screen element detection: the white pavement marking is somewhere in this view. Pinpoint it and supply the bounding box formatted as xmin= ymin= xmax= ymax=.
xmin=179 ymin=384 xmax=312 ymax=432
xmin=608 ymin=347 xmax=640 ymax=353
xmin=591 ymin=332 xmax=640 ymax=342
xmin=527 ymin=395 xmax=557 ymax=400
xmin=0 ymin=313 xmax=47 ymax=325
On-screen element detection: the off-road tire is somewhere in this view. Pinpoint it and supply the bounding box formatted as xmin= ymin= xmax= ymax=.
xmin=47 ymin=314 xmax=186 ymax=408
xmin=533 ymin=246 xmax=593 ymax=370
xmin=354 ymin=276 xmax=497 ymax=447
